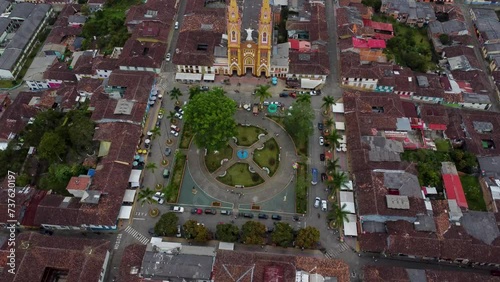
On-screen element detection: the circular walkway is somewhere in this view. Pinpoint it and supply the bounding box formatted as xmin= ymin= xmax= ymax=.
xmin=186 ymin=110 xmax=298 ymax=207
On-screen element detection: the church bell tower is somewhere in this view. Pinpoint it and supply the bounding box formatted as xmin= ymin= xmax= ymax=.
xmin=257 ymin=0 xmax=272 ymax=77
xmin=227 ymin=0 xmax=241 ymax=76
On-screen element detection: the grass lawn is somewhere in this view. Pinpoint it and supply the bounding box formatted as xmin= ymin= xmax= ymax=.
xmin=218 ymin=163 xmax=264 ymax=187
xmin=296 ymin=163 xmax=308 ymax=214
xmin=435 ymin=139 xmax=451 ymax=152
xmin=165 ymin=153 xmax=187 ymax=203
xmin=235 ymin=125 xmax=267 ymax=146
xmin=253 ymin=138 xmax=279 ymax=176
xmin=205 ymin=145 xmax=233 ymax=173
xmin=460 ymin=175 xmax=487 ymax=211
xmin=268 ymin=116 xmax=307 ymax=156
xmin=179 ymin=123 xmax=194 ymax=149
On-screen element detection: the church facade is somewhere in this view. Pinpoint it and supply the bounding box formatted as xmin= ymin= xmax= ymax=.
xmin=226 ymin=0 xmax=272 ymax=77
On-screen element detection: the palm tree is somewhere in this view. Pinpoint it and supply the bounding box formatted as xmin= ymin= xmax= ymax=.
xmin=137 ymin=188 xmax=155 ymax=208
xmin=254 ymin=84 xmax=272 ymax=105
xmin=329 ymin=171 xmax=349 ymax=199
xmin=296 ymin=94 xmax=311 ymax=104
xmin=325 ymin=118 xmax=334 ymax=128
xmin=326 ymin=158 xmax=340 ymax=175
xmin=150 ymin=126 xmax=161 ymax=140
xmin=145 ymin=162 xmax=157 ymax=174
xmin=321 ymin=95 xmax=336 ymax=113
xmin=167 ymin=111 xmax=176 ymax=123
xmin=169 ymin=87 xmax=183 ymax=104
xmin=327 ymin=129 xmax=342 ymax=150
xmin=331 ymin=203 xmax=350 ymax=229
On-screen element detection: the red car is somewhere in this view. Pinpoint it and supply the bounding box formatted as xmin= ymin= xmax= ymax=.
xmin=191 ymin=208 xmax=202 ymax=214
xmin=290 ymin=92 xmax=297 ymax=98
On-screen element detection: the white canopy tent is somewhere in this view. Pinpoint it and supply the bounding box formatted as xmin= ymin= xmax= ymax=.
xmin=331 ymin=103 xmax=344 ymax=113
xmin=118 ymin=206 xmax=133 ymax=219
xmin=342 ymin=180 xmax=353 ymax=191
xmin=340 ymin=135 xmax=347 ymax=144
xmin=128 ymin=169 xmax=142 ymax=188
xmin=300 ymin=78 xmax=322 ymax=89
xmin=340 ymin=191 xmax=356 ymax=213
xmin=344 ymin=214 xmax=358 ymax=237
xmin=175 ymin=73 xmax=202 ymax=81
xmin=123 ymin=189 xmax=137 ymax=203
xmin=203 ymin=73 xmax=215 ymax=81
xmin=335 ymin=121 xmax=345 ymax=131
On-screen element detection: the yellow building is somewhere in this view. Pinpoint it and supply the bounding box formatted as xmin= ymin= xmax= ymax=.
xmin=227 ymin=0 xmax=272 ymax=77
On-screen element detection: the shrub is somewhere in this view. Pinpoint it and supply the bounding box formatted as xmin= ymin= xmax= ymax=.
xmin=269 ymin=158 xmax=276 ymax=166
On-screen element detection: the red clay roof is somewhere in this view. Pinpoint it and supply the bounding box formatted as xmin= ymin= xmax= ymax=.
xmin=0 ymin=92 xmax=40 ymax=140
xmin=363 ymin=19 xmax=394 ymax=32
xmin=66 ymin=176 xmax=90 ymax=191
xmin=442 ymin=174 xmax=468 ymax=208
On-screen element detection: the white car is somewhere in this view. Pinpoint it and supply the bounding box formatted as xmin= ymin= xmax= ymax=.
xmin=170 ymin=130 xmax=179 ymax=137
xmin=174 ymin=112 xmax=183 ymax=119
xmin=153 ymin=192 xmax=165 ymax=204
xmin=174 ymin=21 xmax=179 ymax=29
xmin=158 ymin=113 xmax=163 ymax=119
xmin=172 ymin=206 xmax=184 ymax=213
xmin=319 ymin=136 xmax=324 ymax=146
xmin=170 ymin=124 xmax=180 ymax=132
xmin=314 ymin=197 xmax=321 ymax=208
xmin=165 ymin=53 xmax=171 ymax=61
xmin=176 ymin=225 xmax=182 ymax=238
xmin=321 ymin=200 xmax=327 ymax=211
xmin=310 ymin=90 xmax=318 ymax=96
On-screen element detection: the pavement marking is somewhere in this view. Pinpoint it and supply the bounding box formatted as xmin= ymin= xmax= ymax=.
xmin=325 ymin=242 xmax=350 ymax=258
xmin=135 ymin=212 xmax=147 ymax=216
xmin=125 ymin=226 xmax=150 ymax=245
xmin=132 ymin=218 xmax=146 ymax=220
xmin=114 ymin=234 xmax=122 ymax=250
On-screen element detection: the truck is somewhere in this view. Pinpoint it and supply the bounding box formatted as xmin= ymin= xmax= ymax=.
xmin=253 ymin=103 xmax=259 ymax=116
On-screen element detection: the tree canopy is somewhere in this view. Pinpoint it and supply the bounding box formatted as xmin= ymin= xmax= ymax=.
xmin=216 ymin=223 xmax=239 ymax=242
xmin=295 ymin=226 xmax=320 ymax=249
xmin=254 ymin=84 xmax=272 ymax=105
xmin=241 ymin=221 xmax=266 ymax=245
xmin=154 ymin=212 xmax=179 ymax=236
xmin=183 ymin=219 xmax=210 ymax=242
xmin=271 ymin=222 xmax=294 ymax=247
xmin=184 ymin=88 xmax=237 ymax=150
xmin=38 ymin=132 xmax=67 ymax=163
xmin=284 ymin=100 xmax=314 ymax=144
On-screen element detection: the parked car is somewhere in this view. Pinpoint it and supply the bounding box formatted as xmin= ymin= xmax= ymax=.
xmin=318 ymin=123 xmax=324 ymax=131
xmin=153 ymin=192 xmax=164 ymax=203
xmin=174 ymin=21 xmax=179 ymax=29
xmin=165 ymin=53 xmax=171 ymax=61
xmin=191 ymin=208 xmax=202 ymax=214
xmin=258 ymin=213 xmax=268 ymax=219
xmin=162 ymin=169 xmax=170 ymax=179
xmin=171 ymin=206 xmax=184 ymax=213
xmin=170 ymin=130 xmax=179 ymax=137
xmin=176 ymin=225 xmax=182 ymax=238
xmin=320 ymin=154 xmax=325 ymax=161
xmin=319 ymin=136 xmax=324 ymax=146
xmin=174 ymin=106 xmax=184 ymax=114
xmin=220 ymin=210 xmax=232 ymax=215
xmin=290 ymin=92 xmax=297 ymax=98
xmin=314 ymin=197 xmax=321 ymax=208
xmin=204 ymin=208 xmax=216 ymax=215
xmin=158 ymin=113 xmax=164 ymax=119
xmin=271 ymin=214 xmax=282 ymax=221
xmin=311 ymin=168 xmax=318 ymax=185
xmin=263 ymin=101 xmax=270 ymax=106
xmin=310 ymin=90 xmax=318 ymax=96
xmin=270 ymin=101 xmax=281 ymax=107
xmin=200 ymin=86 xmax=210 ymax=91
xmin=321 ymin=200 xmax=327 ymax=212
xmin=170 ymin=124 xmax=180 ymax=132
xmin=174 ymin=112 xmax=183 ymax=119
xmin=164 ymin=148 xmax=172 ymax=156
xmin=321 ymin=173 xmax=327 ymax=182
xmin=279 ymin=92 xmax=289 ymax=97
xmin=148 ymin=228 xmax=156 ymax=236
xmin=243 ymin=213 xmax=254 ymax=218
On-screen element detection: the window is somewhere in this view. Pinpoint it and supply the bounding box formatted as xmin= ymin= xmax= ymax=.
xmin=231 ymin=31 xmax=236 ymax=42
xmin=372 ymin=106 xmax=384 ymax=113
xmin=262 ymin=32 xmax=267 ymax=43
xmin=197 ymin=44 xmax=208 ymax=51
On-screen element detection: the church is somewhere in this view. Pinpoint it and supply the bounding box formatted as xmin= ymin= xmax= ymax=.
xmin=226 ymin=0 xmax=272 ymax=77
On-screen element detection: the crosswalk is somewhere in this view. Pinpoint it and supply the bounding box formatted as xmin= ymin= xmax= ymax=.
xmin=125 ymin=226 xmax=150 ymax=245
xmin=135 ymin=212 xmax=147 ymax=217
xmin=324 ymin=242 xmax=350 ymax=258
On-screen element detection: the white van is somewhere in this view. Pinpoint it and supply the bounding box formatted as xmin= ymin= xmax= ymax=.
xmin=174 ymin=21 xmax=179 ymax=29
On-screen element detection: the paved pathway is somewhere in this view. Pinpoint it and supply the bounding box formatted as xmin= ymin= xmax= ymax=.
xmin=186 ymin=110 xmax=299 ymax=210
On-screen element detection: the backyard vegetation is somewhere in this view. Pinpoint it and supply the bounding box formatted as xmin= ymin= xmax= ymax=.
xmin=460 ymin=175 xmax=487 ymax=211
xmin=372 ymin=15 xmax=434 ymax=72
xmin=295 ymin=162 xmax=309 ymax=214
xmin=253 ymin=138 xmax=280 ymax=176
xmin=218 ymin=163 xmax=264 ymax=187
xmin=235 ymin=125 xmax=266 ymax=146
xmin=205 ymin=145 xmax=233 ymax=173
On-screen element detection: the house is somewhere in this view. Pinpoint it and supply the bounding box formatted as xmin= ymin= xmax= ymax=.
xmin=0 ymin=92 xmax=40 ymax=148
xmin=428 ymin=20 xmax=468 ymax=38
xmin=43 ymin=61 xmax=77 ymax=88
xmin=442 ymin=162 xmax=468 ymax=209
xmin=412 ymin=74 xmax=446 ymax=103
xmin=24 ymin=54 xmax=58 ymax=90
xmin=46 ymin=4 xmax=83 ymax=45
xmin=482 ymin=43 xmax=500 ymax=60
xmin=68 ymin=14 xmax=87 ymax=27
xmin=381 ymin=0 xmax=436 ymax=27
xmin=37 ymin=83 xmax=79 ymax=112
xmin=362 ymin=19 xmax=394 ymax=40
xmin=0 ymin=4 xmax=53 ymax=79
xmin=125 ymin=0 xmax=178 ymax=32
xmin=340 ymin=52 xmax=392 ymax=91
xmin=88 ymin=0 xmax=106 ymax=13
xmin=477 ymin=156 xmax=500 ymax=212
xmin=0 ymin=232 xmax=110 ymax=282
xmin=364 ymin=266 xmax=497 ymax=281
xmin=351 ymin=37 xmax=387 ymax=63
xmin=213 ymin=250 xmax=350 ymax=281
xmin=0 ymin=92 xmax=11 ymax=113
xmin=472 ymin=16 xmax=500 ymax=45
xmin=77 ymin=77 xmax=103 ymax=98
xmin=118 ymin=244 xmax=147 ymax=282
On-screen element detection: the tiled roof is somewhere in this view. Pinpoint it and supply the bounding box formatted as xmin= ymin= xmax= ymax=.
xmin=125 ymin=0 xmax=177 ymax=28
xmin=77 ymin=77 xmax=103 ymax=93
xmin=119 ymin=39 xmax=167 ymax=69
xmin=0 ymin=232 xmax=110 ymax=282
xmin=173 ymin=30 xmax=220 ymax=67
xmin=288 ymin=51 xmax=330 ymax=75
xmin=90 ymin=93 xmax=147 ymax=124
xmin=106 ymin=70 xmax=155 ymax=102
xmin=0 ymin=92 xmax=40 ymax=140
xmin=132 ymin=21 xmax=169 ymax=42
xmin=119 ymin=244 xmax=147 ymax=282
xmin=43 ymin=61 xmax=77 ymax=82
xmin=38 ymin=83 xmax=79 ymax=110
xmin=363 ymin=266 xmax=499 ymax=281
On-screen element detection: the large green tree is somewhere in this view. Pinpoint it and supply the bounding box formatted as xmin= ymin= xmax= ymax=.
xmin=284 ymin=100 xmax=314 ymax=144
xmin=138 ymin=188 xmax=155 ymax=207
xmin=189 ymin=85 xmax=201 ymax=99
xmin=241 ymin=221 xmax=266 ymax=245
xmin=327 ymin=129 xmax=342 ymax=150
xmin=183 ymin=219 xmax=210 ymax=242
xmin=216 ymin=223 xmax=239 ymax=242
xmin=38 ymin=163 xmax=84 ymax=195
xmin=184 ymin=88 xmax=237 ymax=150
xmin=254 ymin=84 xmax=272 ymax=105
xmin=67 ymin=110 xmax=95 ymax=151
xmin=295 ymin=226 xmax=320 ymax=249
xmin=23 ymin=110 xmax=63 ymax=146
xmin=328 ymin=203 xmax=350 ymax=229
xmin=38 ymin=132 xmax=67 ymax=162
xmin=321 ymin=96 xmax=336 ymax=113
xmin=154 ymin=212 xmax=179 ymax=236
xmin=271 ymin=222 xmax=294 ymax=247
xmin=169 ymin=87 xmax=183 ymax=103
